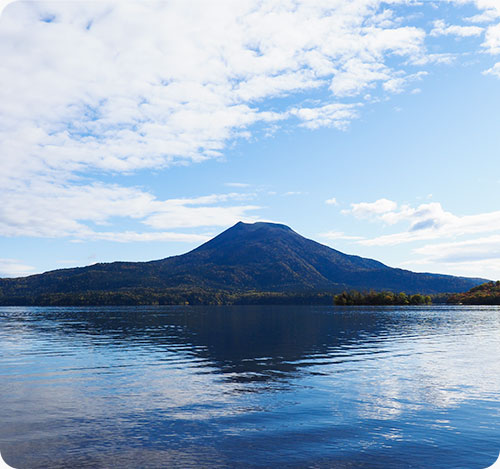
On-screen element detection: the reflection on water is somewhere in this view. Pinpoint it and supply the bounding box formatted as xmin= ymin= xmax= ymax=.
xmin=0 ymin=305 xmax=499 ymax=468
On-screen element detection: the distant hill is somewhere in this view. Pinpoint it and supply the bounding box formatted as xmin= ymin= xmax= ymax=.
xmin=0 ymin=221 xmax=487 ymax=305
xmin=448 ymin=281 xmax=500 ymax=305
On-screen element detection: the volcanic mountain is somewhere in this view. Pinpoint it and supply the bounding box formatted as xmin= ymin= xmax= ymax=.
xmin=0 ymin=221 xmax=486 ymax=302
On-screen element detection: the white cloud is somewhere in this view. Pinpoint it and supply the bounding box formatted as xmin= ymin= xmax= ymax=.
xmin=0 ymin=0 xmax=430 ymax=178
xmin=483 ymin=61 xmax=500 ymax=77
xmin=402 ymin=235 xmax=500 ymax=279
xmin=144 ymin=202 xmax=261 ymax=230
xmin=430 ymin=19 xmax=483 ymax=37
xmin=0 ymin=0 xmax=439 ymax=240
xmin=383 ymin=71 xmax=427 ymax=94
xmin=320 ymin=231 xmax=364 ymax=241
xmin=81 ymin=231 xmax=210 ymax=244
xmin=325 ymin=197 xmax=339 ymax=206
xmin=343 ymin=198 xmax=398 ymax=218
xmin=411 ymin=52 xmax=457 ymax=66
xmin=464 ymin=0 xmax=500 ymax=23
xmin=283 ymin=191 xmax=304 ymax=196
xmin=446 ymin=0 xmax=500 ymax=73
xmin=0 ymin=0 xmax=499 ymax=245
xmin=342 ymin=199 xmax=500 ymax=247
xmin=0 ymin=258 xmax=36 ymax=277
xmin=225 ymin=182 xmax=251 ymax=188
xmin=0 ymin=181 xmax=260 ymax=240
xmin=463 ymin=1 xmax=500 ymax=54
xmin=0 ymin=0 xmax=16 ymax=15
xmin=339 ymin=196 xmax=500 ymax=278
xmin=290 ymin=103 xmax=361 ymax=130
xmin=453 ymin=0 xmax=500 ymax=21
xmin=413 ymin=235 xmax=500 ymax=264
xmin=330 ymin=59 xmax=391 ymax=97
xmin=483 ymin=22 xmax=500 ymax=53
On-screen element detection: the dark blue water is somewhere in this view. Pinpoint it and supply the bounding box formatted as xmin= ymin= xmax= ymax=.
xmin=0 ymin=305 xmax=499 ymax=468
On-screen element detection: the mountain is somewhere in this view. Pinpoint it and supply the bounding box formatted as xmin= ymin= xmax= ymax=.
xmin=0 ymin=221 xmax=487 ymax=304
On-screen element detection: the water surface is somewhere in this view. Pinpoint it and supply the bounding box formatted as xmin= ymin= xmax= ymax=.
xmin=1 ymin=305 xmax=499 ymax=468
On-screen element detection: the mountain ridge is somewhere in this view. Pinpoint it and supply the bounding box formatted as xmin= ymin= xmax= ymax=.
xmin=0 ymin=221 xmax=487 ymax=303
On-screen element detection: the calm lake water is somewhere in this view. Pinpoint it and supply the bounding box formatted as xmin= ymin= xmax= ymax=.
xmin=0 ymin=305 xmax=499 ymax=468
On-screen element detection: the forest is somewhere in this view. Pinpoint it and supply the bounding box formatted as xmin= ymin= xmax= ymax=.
xmin=334 ymin=290 xmax=432 ymax=306
xmin=0 ymin=287 xmax=438 ymax=306
xmin=447 ymin=281 xmax=500 ymax=305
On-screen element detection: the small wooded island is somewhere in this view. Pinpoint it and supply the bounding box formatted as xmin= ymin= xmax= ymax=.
xmin=334 ymin=290 xmax=432 ymax=306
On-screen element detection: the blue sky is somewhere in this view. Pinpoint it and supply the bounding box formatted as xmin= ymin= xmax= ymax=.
xmin=1 ymin=0 xmax=499 ymax=280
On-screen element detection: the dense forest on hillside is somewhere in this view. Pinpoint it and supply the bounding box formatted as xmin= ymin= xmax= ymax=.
xmin=0 ymin=288 xmax=339 ymax=306
xmin=448 ymin=281 xmax=500 ymax=305
xmin=0 ymin=287 xmax=441 ymax=307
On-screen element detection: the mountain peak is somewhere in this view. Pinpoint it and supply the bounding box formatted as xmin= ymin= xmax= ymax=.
xmin=232 ymin=221 xmax=294 ymax=232
xmin=192 ymin=221 xmax=297 ymax=252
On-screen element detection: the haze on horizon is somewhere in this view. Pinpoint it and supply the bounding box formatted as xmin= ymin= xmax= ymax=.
xmin=1 ymin=0 xmax=499 ymax=280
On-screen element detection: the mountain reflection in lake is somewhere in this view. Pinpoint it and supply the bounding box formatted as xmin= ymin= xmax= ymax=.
xmin=1 ymin=305 xmax=499 ymax=468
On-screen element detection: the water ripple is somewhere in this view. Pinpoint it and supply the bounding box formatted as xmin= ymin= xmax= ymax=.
xmin=1 ymin=305 xmax=499 ymax=468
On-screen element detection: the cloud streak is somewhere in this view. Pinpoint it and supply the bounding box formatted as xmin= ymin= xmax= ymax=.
xmin=339 ymin=197 xmax=500 ymax=278
xmin=430 ymin=20 xmax=483 ymax=38
xmin=0 ymin=180 xmax=260 ymax=240
xmin=0 ymin=258 xmax=36 ymax=277
xmin=342 ymin=199 xmax=500 ymax=247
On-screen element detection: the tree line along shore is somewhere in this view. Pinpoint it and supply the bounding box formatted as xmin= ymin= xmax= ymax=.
xmin=0 ymin=281 xmax=497 ymax=306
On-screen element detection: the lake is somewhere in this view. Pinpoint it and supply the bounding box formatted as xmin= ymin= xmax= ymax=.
xmin=0 ymin=305 xmax=499 ymax=468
